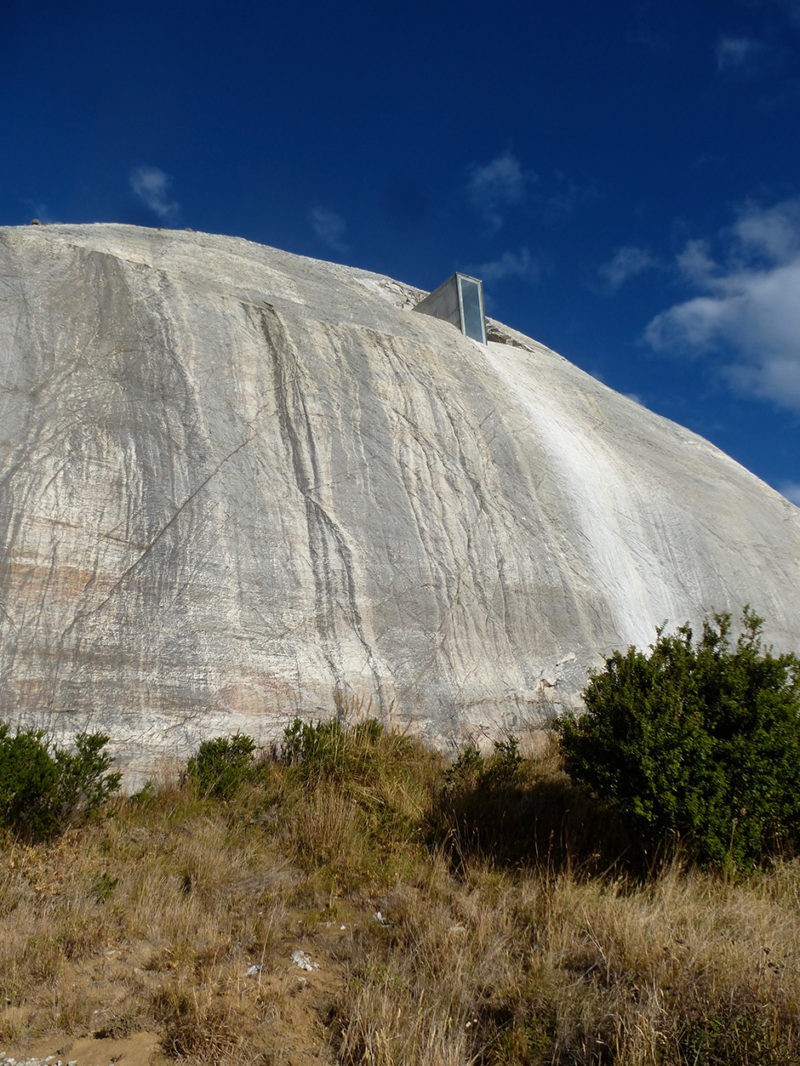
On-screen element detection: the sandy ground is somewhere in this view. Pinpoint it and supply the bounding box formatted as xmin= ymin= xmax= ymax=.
xmin=2 ymin=1031 xmax=169 ymax=1066
xmin=1 ymin=916 xmax=353 ymax=1065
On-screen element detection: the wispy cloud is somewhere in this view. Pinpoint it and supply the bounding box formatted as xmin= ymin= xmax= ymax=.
xmin=24 ymin=199 xmax=55 ymax=224
xmin=732 ymin=197 xmax=800 ymax=260
xmin=773 ymin=0 xmax=800 ymax=27
xmin=474 ymin=247 xmax=544 ymax=285
xmin=533 ymin=170 xmax=594 ymax=224
xmin=627 ymin=27 xmax=670 ymax=52
xmin=309 ymin=206 xmax=348 ymax=253
xmin=644 ymin=197 xmax=800 ymax=412
xmin=715 ymin=34 xmax=768 ymax=75
xmin=598 ymin=245 xmax=658 ymax=290
xmin=130 ymin=165 xmax=180 ymax=222
xmin=627 ymin=4 xmax=672 ymax=53
xmin=779 ymin=481 xmax=800 ymax=506
xmin=676 ymin=239 xmax=717 ymax=285
xmin=466 ymin=152 xmax=530 ymax=231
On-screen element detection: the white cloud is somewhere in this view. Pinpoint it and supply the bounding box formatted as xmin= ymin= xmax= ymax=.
xmin=598 ymin=245 xmax=658 ymax=290
xmin=677 ymin=239 xmax=718 ymax=284
xmin=732 ymin=198 xmax=800 ymax=261
xmin=715 ymin=34 xmax=767 ymax=74
xmin=467 ymin=152 xmax=529 ymax=231
xmin=130 ymin=165 xmax=180 ymax=222
xmin=644 ymin=197 xmax=800 ymax=411
xmin=475 ymin=247 xmax=543 ymax=285
xmin=309 ymin=206 xmax=348 ymax=253
xmin=779 ymin=481 xmax=800 ymax=506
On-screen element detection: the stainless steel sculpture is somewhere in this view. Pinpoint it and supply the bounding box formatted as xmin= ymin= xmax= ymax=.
xmin=413 ymin=273 xmax=487 ymax=344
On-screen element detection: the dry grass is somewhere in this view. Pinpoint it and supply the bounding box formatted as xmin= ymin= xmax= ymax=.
xmin=337 ymin=859 xmax=800 ymax=1064
xmin=1 ymin=725 xmax=800 ymax=1064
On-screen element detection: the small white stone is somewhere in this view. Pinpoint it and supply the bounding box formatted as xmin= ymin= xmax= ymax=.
xmin=291 ymin=949 xmax=319 ymax=971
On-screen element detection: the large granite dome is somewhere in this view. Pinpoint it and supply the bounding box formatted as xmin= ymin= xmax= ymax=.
xmin=1 ymin=224 xmax=798 ymax=772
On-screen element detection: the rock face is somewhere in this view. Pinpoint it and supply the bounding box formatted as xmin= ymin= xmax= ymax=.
xmin=1 ymin=223 xmax=799 ymax=772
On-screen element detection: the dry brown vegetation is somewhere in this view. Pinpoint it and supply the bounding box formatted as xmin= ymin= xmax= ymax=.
xmin=1 ymin=722 xmax=800 ymax=1065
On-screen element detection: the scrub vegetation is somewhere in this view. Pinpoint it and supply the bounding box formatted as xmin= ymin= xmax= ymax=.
xmin=558 ymin=608 xmax=800 ymax=871
xmin=0 ymin=726 xmax=120 ymax=842
xmin=1 ymin=612 xmax=800 ymax=1064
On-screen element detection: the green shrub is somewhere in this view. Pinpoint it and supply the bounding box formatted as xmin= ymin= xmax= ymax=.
xmin=430 ymin=736 xmax=632 ymax=872
xmin=557 ymin=609 xmax=800 ymax=870
xmin=435 ymin=738 xmax=526 ymax=860
xmin=440 ymin=737 xmax=524 ymax=801
xmin=185 ymin=732 xmax=262 ymax=799
xmin=282 ymin=716 xmax=384 ymax=781
xmin=54 ymin=730 xmax=123 ymax=817
xmin=0 ymin=725 xmax=121 ymax=841
xmin=283 ymin=716 xmax=346 ymax=776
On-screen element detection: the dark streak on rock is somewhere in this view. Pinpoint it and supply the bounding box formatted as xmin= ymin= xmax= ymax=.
xmin=250 ymin=304 xmax=386 ymax=715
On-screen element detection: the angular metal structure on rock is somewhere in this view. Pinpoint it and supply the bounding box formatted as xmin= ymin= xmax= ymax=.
xmin=413 ymin=272 xmax=487 ymax=344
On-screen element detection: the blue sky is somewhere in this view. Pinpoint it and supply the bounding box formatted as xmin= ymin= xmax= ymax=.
xmin=3 ymin=0 xmax=800 ymax=503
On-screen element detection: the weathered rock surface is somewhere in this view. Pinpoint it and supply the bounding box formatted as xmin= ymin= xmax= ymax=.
xmin=0 ymin=223 xmax=798 ymax=772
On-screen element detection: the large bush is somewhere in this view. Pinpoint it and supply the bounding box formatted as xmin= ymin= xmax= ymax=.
xmin=0 ymin=725 xmax=121 ymax=841
xmin=557 ymin=609 xmax=800 ymax=870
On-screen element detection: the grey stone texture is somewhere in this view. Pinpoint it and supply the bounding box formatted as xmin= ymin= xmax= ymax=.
xmin=1 ymin=223 xmax=799 ymax=775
